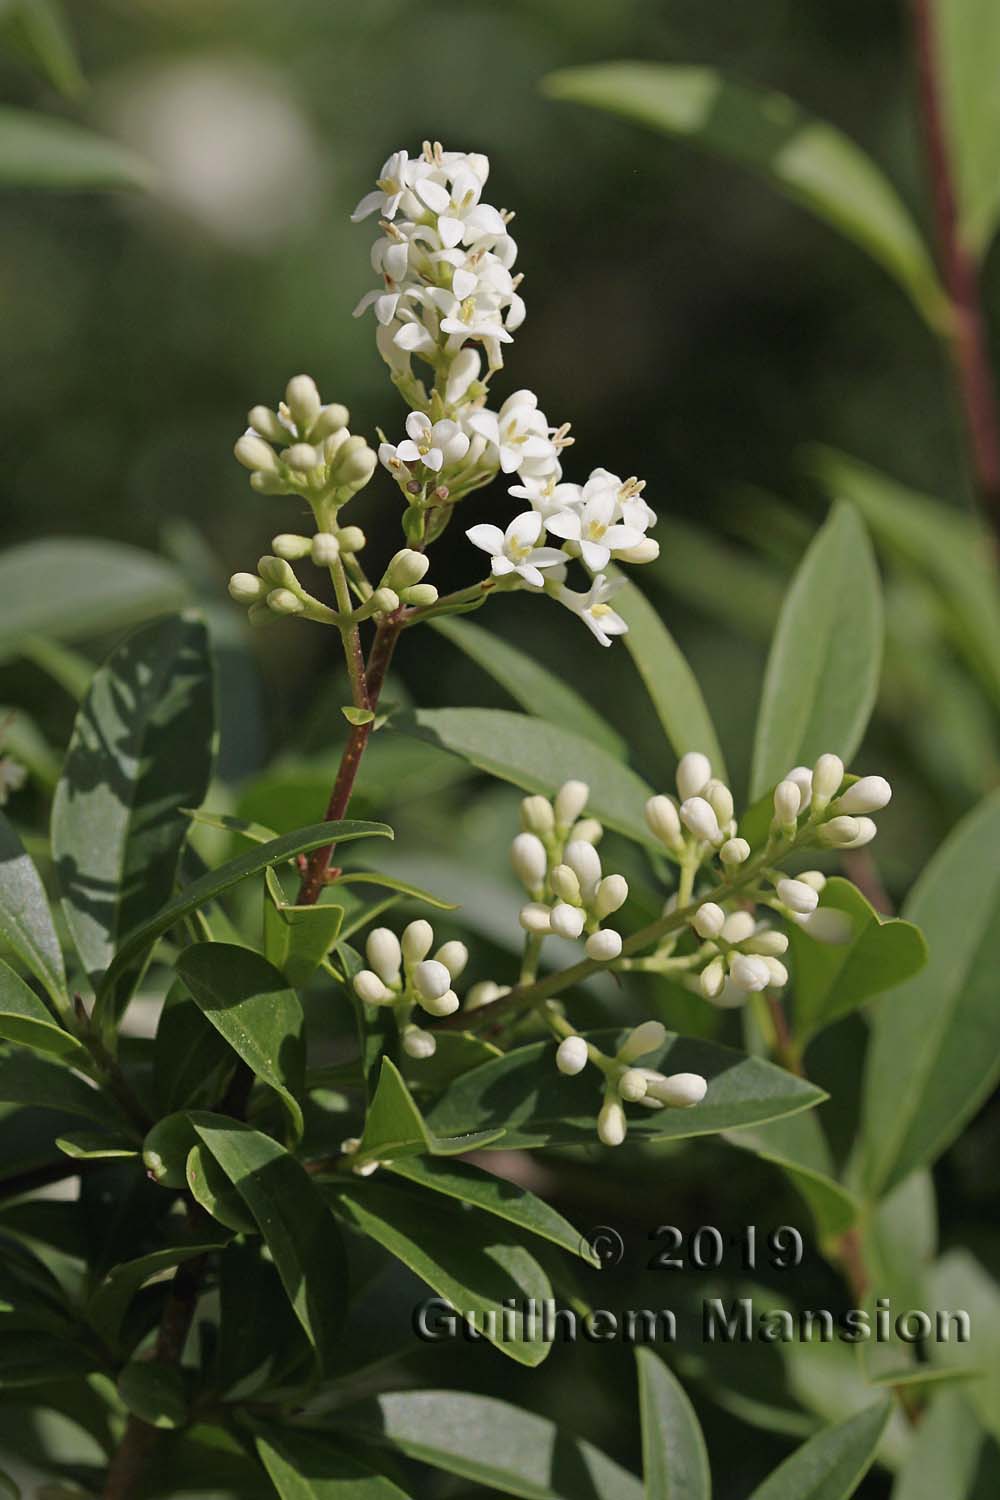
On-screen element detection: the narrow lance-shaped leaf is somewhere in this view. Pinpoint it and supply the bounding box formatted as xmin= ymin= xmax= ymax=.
xmin=262 ymin=869 xmax=344 ymax=988
xmin=750 ymin=502 xmax=882 ymax=799
xmin=724 ymin=1110 xmax=859 ymax=1242
xmin=355 ymin=1057 xmax=505 ymax=1164
xmin=0 ymin=811 xmax=66 ymax=1004
xmin=636 ymin=1348 xmax=711 ymax=1500
xmin=936 ymin=0 xmax=1000 ymax=256
xmin=1 ymin=0 xmax=86 ymax=99
xmin=88 ymin=1242 xmax=225 ymax=1347
xmin=747 ymin=1401 xmax=892 ymax=1500
xmin=0 ymin=106 xmax=152 ymax=190
xmin=0 ymin=960 xmax=82 ymax=1065
xmin=254 ymin=1425 xmax=414 ymax=1499
xmin=889 ymin=1390 xmax=984 ymax=1500
xmin=542 ymin=62 xmax=947 ymax=327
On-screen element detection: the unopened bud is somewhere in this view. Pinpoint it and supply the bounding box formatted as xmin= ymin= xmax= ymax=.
xmin=248 ymin=405 xmax=288 ymax=444
xmin=401 ymin=583 xmax=438 ymax=606
xmin=550 ymin=903 xmax=585 ymax=939
xmin=700 ymin=956 xmax=725 ymax=997
xmin=676 ymin=751 xmax=711 ymax=801
xmin=465 ymin=980 xmax=509 ymax=1010
xmin=845 ymin=816 xmax=877 ymax=847
xmin=586 ymin=928 xmax=622 ymax=960
xmin=421 ymin=988 xmax=460 ymax=1018
xmin=729 ymin=954 xmax=771 ymax=992
xmin=554 ymin=779 xmax=589 ymax=827
xmin=556 ymin=1035 xmax=588 ymax=1076
xmin=743 ymin=930 xmax=789 ymax=956
xmin=616 ymin=538 xmax=660 ymax=564
xmin=550 ymin=864 xmax=582 ymax=905
xmin=258 ymin=554 xmax=297 ymax=587
xmin=520 ymin=795 xmax=554 ymax=835
xmin=618 ymin=1068 xmax=648 ymax=1101
xmin=720 ymin=837 xmax=751 ymax=866
xmin=787 ymin=766 xmax=813 ymax=810
xmin=337 ymin=526 xmax=366 ymax=553
xmin=285 ymin=374 xmax=321 ymax=431
xmin=645 ymin=795 xmax=683 ymax=850
xmin=764 ymin=957 xmax=789 ymax=988
xmin=267 ymin=588 xmax=303 ymax=615
xmin=646 ymin=1072 xmax=707 ymax=1108
xmin=311 ymin=532 xmax=340 ymax=566
xmin=511 ymin=832 xmax=547 ymax=892
xmin=570 ymin=817 xmax=604 ymax=845
xmin=366 ymin=928 xmax=401 ymax=985
xmin=402 ymin=1025 xmax=436 ymax=1059
xmin=597 ymin=1094 xmax=626 ymax=1147
xmin=692 ymin=902 xmax=725 ymax=940
xmin=832 ymin=775 xmax=891 ymax=816
xmin=812 ymin=753 xmax=845 ymax=810
xmin=385 ymin=549 xmax=429 ymax=589
xmin=371 ymin=588 xmax=400 ymax=614
xmin=593 ymin=873 xmax=628 ymax=919
xmin=818 ymin=816 xmax=861 ymax=848
xmin=704 ymin=779 xmax=734 ymax=826
xmin=519 ymin=902 xmax=551 ymax=934
xmin=617 ymin=1021 xmax=666 ymax=1062
xmin=773 ymin=780 xmax=801 ymax=827
xmin=401 ymin=919 xmax=433 ymax=963
xmin=564 ymin=840 xmax=601 ymax=900
xmin=798 ymin=870 xmax=827 ymax=890
xmin=228 ymin=572 xmax=265 ymax=603
xmin=434 ymin=940 xmax=468 ymax=979
xmin=776 ymin=878 xmax=820 ymax=914
xmin=354 ymin=969 xmax=393 ymax=1005
xmin=284 ymin=442 xmax=321 ymax=471
xmin=679 ymin=796 xmax=721 ymax=845
xmin=272 ymin=533 xmax=312 ymax=560
xmin=721 ymin=910 xmax=755 ymax=944
xmin=311 ymin=402 xmax=350 ymax=440
xmin=234 ymin=433 xmax=278 ymax=472
xmin=412 ymin=959 xmax=451 ymax=1003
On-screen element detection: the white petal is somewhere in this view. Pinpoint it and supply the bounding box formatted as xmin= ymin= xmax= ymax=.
xmin=466 ymin=524 xmax=504 ymax=555
xmin=545 ymin=510 xmax=582 ymax=542
xmin=507 ymin=511 xmax=543 ymax=548
xmin=405 ymin=411 xmax=432 ymax=439
xmin=605 ymin=525 xmax=642 ymax=551
xmin=423 ymin=447 xmax=444 ymax=472
xmin=517 ymin=564 xmax=545 ymax=588
xmin=491 ymin=555 xmax=516 ymax=576
xmin=350 ymin=190 xmax=384 ymax=222
xmin=527 ymin=547 xmax=568 ymax=569
xmin=396 ymin=440 xmax=422 ymax=463
xmin=452 ymin=268 xmax=478 ymax=299
xmin=437 ymin=215 xmax=464 ymax=249
xmin=580 ymin=540 xmax=611 ymax=571
xmin=417 ymin=179 xmax=450 ymax=213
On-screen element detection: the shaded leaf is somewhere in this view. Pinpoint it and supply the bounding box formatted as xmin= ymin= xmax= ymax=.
xmin=117 ymin=1361 xmax=187 ymax=1428
xmin=0 ymin=1050 xmax=133 ymax=1135
xmin=930 ymin=1251 xmax=1000 ymax=1443
xmin=1 ymin=0 xmax=85 ymax=98
xmin=153 ymin=980 xmax=234 ymax=1115
xmin=355 ymin=1058 xmax=505 ymax=1165
xmin=264 ymin=867 xmax=345 ymax=987
xmin=724 ymin=1111 xmax=859 ymax=1241
xmin=0 ymin=811 xmax=66 ymax=1004
xmin=0 ymin=956 xmax=81 ymax=1060
xmin=185 ymin=1142 xmax=256 ymax=1234
xmin=88 ymin=1242 xmax=223 ymax=1346
xmin=937 ymin=0 xmax=1000 ymax=255
xmin=636 ymin=1347 xmax=711 ymax=1500
xmin=0 ymin=105 xmax=152 ymax=189
xmin=889 ymin=1390 xmax=983 ymax=1500
xmin=255 ymin=1425 xmax=413 ymax=1499
xmin=332 ymin=871 xmax=458 ymax=911
xmin=748 ymin=1401 xmax=892 ymax=1500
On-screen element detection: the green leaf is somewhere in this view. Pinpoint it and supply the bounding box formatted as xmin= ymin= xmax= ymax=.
xmin=0 ymin=701 xmax=61 ymax=787
xmin=355 ymin=1058 xmax=505 ymax=1165
xmin=542 ymin=63 xmax=947 ymax=327
xmin=431 ymin=615 xmax=627 ymax=759
xmin=0 ymin=1050 xmax=133 ymax=1134
xmin=189 ymin=1113 xmax=348 ymax=1369
xmin=342 ymin=706 xmax=375 ymax=726
xmin=724 ymin=1111 xmax=859 ymax=1241
xmin=751 ymin=503 xmax=882 ymax=798
xmin=154 ymin=980 xmax=234 ymax=1114
xmin=0 ymin=811 xmax=66 ymax=1004
xmin=426 ymin=1030 xmax=825 ymax=1150
xmin=88 ymin=1242 xmax=223 ymax=1346
xmin=56 ymin=1130 xmax=136 ymax=1159
xmin=333 ymin=871 xmax=459 ymax=911
xmin=1 ymin=0 xmax=85 ymax=98
xmin=400 ymin=1029 xmax=503 ymax=1092
xmin=263 ymin=869 xmax=345 ymax=987
xmin=788 ymin=878 xmax=927 ymax=1044
xmin=336 ymin=1390 xmax=643 ymax=1499
xmin=936 ymin=0 xmax=1000 ymax=255
xmin=52 ymin=612 xmax=216 ymax=990
xmin=930 ymin=1251 xmax=1000 ymax=1443
xmin=93 ymin=818 xmax=390 ymax=1029
xmin=0 ymin=956 xmax=81 ymax=1060
xmin=750 ymin=1402 xmax=893 ymax=1500
xmin=185 ymin=1142 xmax=256 ymax=1234
xmin=394 ymin=708 xmax=656 ymax=846
xmin=859 ymin=789 xmax=1000 ymax=1196
xmin=636 ymin=1348 xmax=711 ymax=1500
xmin=0 ymin=106 xmax=152 ymax=189
xmin=177 ymin=943 xmax=305 ymax=1138
xmin=806 ymin=448 xmax=1000 ymax=708
xmin=889 ymin=1390 xmax=983 ymax=1500
xmin=255 ymin=1426 xmax=413 ymax=1499
xmin=646 ymin=517 xmax=785 ymax=642
xmin=612 ymin=576 xmax=727 ymax=779
xmin=0 ymin=1467 xmax=18 ymax=1499
xmin=387 ymin=1155 xmax=599 ymax=1266
xmin=117 ymin=1362 xmax=187 ymax=1429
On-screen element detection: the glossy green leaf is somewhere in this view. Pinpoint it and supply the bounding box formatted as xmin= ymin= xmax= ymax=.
xmin=426 ymin=1030 xmax=824 ymax=1150
xmin=937 ymin=0 xmax=1000 ymax=255
xmin=153 ymin=980 xmax=234 ymax=1114
xmin=337 ymin=1390 xmax=644 ymax=1499
xmin=749 ymin=1401 xmax=892 ymax=1500
xmin=1 ymin=0 xmax=85 ymax=98
xmin=636 ymin=1347 xmax=711 ymax=1500
xmin=543 ymin=62 xmax=946 ymax=326
xmin=930 ymin=1251 xmax=1000 ymax=1442
xmin=0 ymin=956 xmax=81 ymax=1060
xmin=255 ymin=1426 xmax=413 ymax=1499
xmin=751 ymin=503 xmax=882 ymax=798
xmin=189 ymin=1112 xmax=348 ymax=1368
xmin=431 ymin=615 xmax=627 ymax=759
xmin=185 ymin=1142 xmax=256 ymax=1234
xmin=612 ymin=575 xmax=727 ymax=778
xmin=724 ymin=1111 xmax=859 ymax=1241
xmin=88 ymin=1242 xmax=223 ymax=1345
xmin=860 ymin=790 xmax=1000 ymax=1196
xmin=342 ymin=705 xmax=375 ymax=727
xmin=0 ymin=811 xmax=66 ymax=1004
xmin=117 ymin=1362 xmax=187 ymax=1429
xmin=0 ymin=106 xmax=152 ymax=189
xmin=789 ymin=878 xmax=926 ymax=1043
xmin=355 ymin=1058 xmax=505 ymax=1165
xmin=0 ymin=1050 xmax=133 ymax=1135
xmin=394 ymin=708 xmax=656 ymax=846
xmin=52 ymin=612 xmax=215 ymax=989
xmin=889 ymin=1390 xmax=983 ymax=1500
xmin=332 ymin=871 xmax=458 ymax=910
xmin=387 ymin=1155 xmax=599 ymax=1266
xmin=177 ymin=943 xmax=305 ymax=1138
xmin=93 ymin=818 xmax=390 ymax=1029
xmin=400 ymin=1029 xmax=503 ymax=1092
xmin=55 ymin=1130 xmax=136 ymax=1159
xmin=263 ymin=868 xmax=344 ymax=987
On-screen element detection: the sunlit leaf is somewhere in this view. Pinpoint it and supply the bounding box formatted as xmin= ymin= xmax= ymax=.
xmin=0 ymin=812 xmax=66 ymax=1005
xmin=748 ymin=1401 xmax=892 ymax=1500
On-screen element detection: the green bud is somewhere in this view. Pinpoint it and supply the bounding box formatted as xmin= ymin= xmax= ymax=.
xmin=371 ymin=588 xmax=399 ymax=614
xmin=400 ymin=583 xmax=438 ymax=606
xmin=323 ymin=428 xmax=350 ymax=462
xmin=384 ymin=548 xmax=429 ymax=589
xmin=337 ymin=526 xmax=366 ymax=553
xmin=250 ymin=471 xmax=287 ymax=495
xmin=340 ymin=446 xmax=377 ymax=489
xmin=311 ymin=402 xmax=350 ymax=440
xmin=284 ymin=442 xmax=321 ymax=472
xmin=311 ymin=532 xmax=340 ymax=566
xmin=234 ymin=433 xmax=278 ymax=472
xmin=247 ymin=601 xmax=272 ymax=627
xmin=143 ymin=1115 xmax=197 ymax=1189
xmin=257 ymin=554 xmax=297 ymax=587
xmin=228 ymin=571 xmax=265 ymax=603
xmin=285 ymin=374 xmax=321 ymax=432
xmin=271 ymin=533 xmax=312 ymax=560
xmin=267 ymin=588 xmax=305 ymax=615
xmin=247 ymin=405 xmax=288 ymax=444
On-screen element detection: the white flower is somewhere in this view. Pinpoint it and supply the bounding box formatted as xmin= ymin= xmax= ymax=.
xmin=466 ymin=512 xmax=565 ymax=588
xmin=466 ymin=391 xmax=555 ymax=475
xmin=509 ymin=473 xmax=581 ymax=521
xmin=546 ymin=486 xmax=645 ymax=571
xmin=350 ymin=149 xmax=411 ymax=221
xmin=437 ymin=167 xmax=507 ymax=248
xmin=380 ymin=411 xmax=470 ymax=474
xmin=555 ymin=573 xmax=628 ymax=647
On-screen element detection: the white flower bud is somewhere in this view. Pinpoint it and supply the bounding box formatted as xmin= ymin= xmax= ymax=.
xmin=228 ymin=572 xmax=265 ymax=603
xmin=519 ymin=902 xmax=552 ymax=934
xmin=776 ymin=878 xmax=820 ymax=914
xmin=787 ymin=766 xmax=813 ymax=810
xmin=248 ymin=405 xmax=287 ymax=443
xmin=812 ymin=753 xmax=845 ymax=810
xmin=764 ymin=957 xmax=789 ymax=988
xmin=616 ymin=1021 xmax=666 ymax=1062
xmin=699 ymin=956 xmax=725 ymax=997
xmin=555 ymin=1035 xmax=589 ymax=1076
xmin=564 ymin=840 xmax=602 ymax=900
xmin=284 ymin=442 xmax=321 ymax=472
xmin=550 ymin=903 xmax=585 ymax=939
xmin=773 ymin=780 xmax=802 ymax=827
xmin=271 ymin=533 xmax=312 ymax=560
xmin=798 ymin=870 xmax=827 ymax=891
xmin=267 ymin=588 xmax=304 ymax=615
xmin=585 ymin=928 xmax=622 ymax=961
xmin=285 ymin=374 xmax=322 ymax=431
xmin=692 ymin=902 xmax=725 ymax=939
xmin=385 ymin=548 xmax=429 ymax=589
xmin=550 ymin=864 xmax=582 ymax=904
xmin=845 ymin=816 xmax=877 ymax=847
xmin=402 ymin=1025 xmax=436 ymax=1059
xmin=646 ymin=1072 xmax=707 ymax=1108
xmin=401 ymin=919 xmax=434 ymax=963
xmin=234 ymin=433 xmax=279 ymax=472
xmin=465 ymin=980 xmax=510 ymax=1010
xmin=434 ymin=941 xmax=468 ymax=979
xmin=818 ymin=816 xmax=861 ymax=848
xmin=709 ymin=978 xmax=751 ymax=1008
xmin=340 ymin=1136 xmax=360 ymax=1155
xmin=593 ymin=873 xmax=628 ymax=918
xmin=511 ymin=832 xmax=548 ymax=892
xmin=311 ymin=402 xmax=350 ymax=440
xmin=420 ymin=988 xmax=460 ymax=1018
xmin=258 ymin=554 xmax=297 ymax=586
xmin=554 ymin=780 xmax=589 ymax=827
xmin=353 ymin=969 xmax=393 ymax=1005
xmin=832 ymin=776 xmax=892 ymax=816
xmin=729 ymin=954 xmax=771 ymax=992
xmin=311 ymin=532 xmax=341 ymax=566
xmin=676 ymin=751 xmax=712 ymax=801
xmin=618 ymin=1068 xmax=648 ymax=1101
xmin=645 ymin=795 xmax=683 ymax=851
xmin=337 ymin=526 xmax=366 ymax=553
xmin=743 ymin=929 xmax=789 ymax=956
xmin=366 ymin=927 xmax=401 ymax=985
xmin=794 ymin=907 xmax=853 ymax=944
xmin=720 ymin=837 xmax=751 ymax=866
xmin=570 ymin=817 xmax=604 ymax=845
xmin=679 ymin=797 xmax=722 ymax=845
xmin=401 ymin=583 xmax=438 ymax=606
xmin=616 ymin=537 xmax=660 ymax=564
xmin=371 ymin=588 xmax=400 ymax=614
xmin=520 ymin=795 xmax=555 ymax=835
xmin=721 ymin=910 xmax=756 ymax=944
xmin=704 ymin=779 xmax=734 ymax=826
xmin=597 ymin=1095 xmax=627 ymax=1147
xmin=412 ymin=959 xmax=451 ymax=1002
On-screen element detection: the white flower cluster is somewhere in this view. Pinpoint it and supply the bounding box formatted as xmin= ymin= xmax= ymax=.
xmin=555 ymin=1021 xmax=707 ymax=1148
xmin=512 ymin=780 xmax=628 ymax=961
xmin=353 ymin=920 xmax=469 ymax=1059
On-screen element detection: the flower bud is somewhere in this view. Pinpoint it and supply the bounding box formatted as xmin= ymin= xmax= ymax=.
xmin=764 ymin=957 xmax=789 ymax=988
xmin=617 ymin=1021 xmax=666 ymax=1062
xmin=593 ymin=873 xmax=628 ymax=918
xmin=555 ymin=1035 xmax=588 ymax=1076
xmin=549 ymin=864 xmax=580 ymax=905
xmin=284 ymin=442 xmax=321 ymax=472
xmin=520 ymin=795 xmax=554 ymax=835
xmin=812 ymin=753 xmax=845 ymax=810
xmin=267 ymin=588 xmax=304 ymax=615
xmin=832 ymin=775 xmax=891 ymax=815
xmin=434 ymin=940 xmax=468 ymax=979
xmin=402 ymin=919 xmax=433 ymax=963
xmin=798 ymin=870 xmax=827 ymax=891
xmin=247 ymin=602 xmax=272 ymax=627
xmin=465 ymin=980 xmax=509 ymax=1010
xmin=311 ymin=402 xmax=350 ymax=440
xmin=511 ymin=832 xmax=547 ymax=892
xmin=776 ymin=878 xmax=820 ymax=914
xmin=709 ymin=979 xmax=751 ymax=1009
xmin=353 ymin=969 xmax=393 ymax=1005
xmin=519 ymin=902 xmax=551 ymax=934
xmin=258 ymin=554 xmax=298 ymax=587
xmin=618 ymin=1068 xmax=648 ymax=1101
xmin=676 ymin=751 xmax=711 ymax=801
xmin=385 ymin=548 xmax=429 ymax=589
xmin=704 ymin=779 xmax=734 ymax=827
xmin=645 ymin=795 xmax=683 ymax=851
xmin=845 ymin=816 xmax=877 ymax=847
xmin=720 ymin=837 xmax=751 ymax=866
xmin=420 ymin=988 xmax=460 ymax=1018
xmin=570 ymin=817 xmax=604 ymax=845
xmin=234 ymin=433 xmax=279 ymax=472
xmin=402 ymin=1025 xmax=436 ymax=1059
xmin=564 ymin=840 xmax=602 ymax=900
xmin=586 ymin=928 xmax=622 ymax=960
xmin=692 ymin=902 xmax=725 ymax=939
xmin=366 ymin=927 xmax=401 ymax=985
xmin=616 ymin=538 xmax=660 ymax=564
xmin=401 ymin=583 xmax=439 ymax=606
xmin=412 ymin=959 xmax=452 ymax=1002
xmin=786 ymin=765 xmax=813 ymax=810
xmin=248 ymin=405 xmax=288 ymax=444
xmin=721 ymin=910 xmax=755 ymax=943
xmin=337 ymin=526 xmax=366 ymax=553
xmin=335 ymin=440 xmax=377 ymax=488
xmin=550 ymin=903 xmax=585 ymax=939
xmin=794 ymin=907 xmax=853 ymax=944
xmin=646 ymin=1072 xmax=707 ymax=1108
xmin=250 ymin=471 xmax=286 ymax=495
xmin=311 ymin=532 xmax=341 ymax=566
xmin=272 ymin=533 xmax=312 ymax=562
xmin=679 ymin=796 xmax=721 ymax=845
xmin=597 ymin=1095 xmax=626 ymax=1147
xmin=743 ymin=929 xmax=789 ymax=956
xmin=228 ymin=572 xmax=265 ymax=603
xmin=285 ymin=374 xmax=322 ymax=432
xmin=699 ymin=956 xmax=725 ymax=997
xmin=729 ymin=954 xmax=771 ymax=992
xmin=371 ymin=588 xmax=400 ymax=614
xmin=554 ymin=779 xmax=589 ymax=827
xmin=818 ymin=816 xmax=861 ymax=848
xmin=773 ymin=780 xmax=801 ymax=827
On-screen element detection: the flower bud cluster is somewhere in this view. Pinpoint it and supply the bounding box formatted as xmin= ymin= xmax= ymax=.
xmin=555 ymin=1019 xmax=708 ymax=1148
xmin=234 ymin=375 xmax=376 ymax=518
xmin=353 ymin=920 xmax=469 ymax=1059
